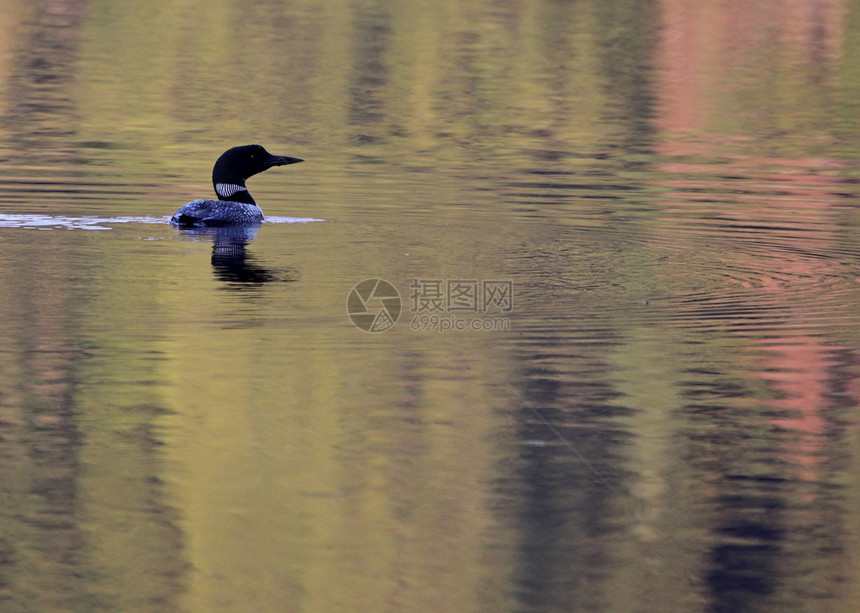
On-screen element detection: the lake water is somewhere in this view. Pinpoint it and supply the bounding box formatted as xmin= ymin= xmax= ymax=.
xmin=2 ymin=1 xmax=860 ymax=612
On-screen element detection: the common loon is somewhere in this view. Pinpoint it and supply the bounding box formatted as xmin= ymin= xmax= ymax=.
xmin=170 ymin=144 xmax=303 ymax=227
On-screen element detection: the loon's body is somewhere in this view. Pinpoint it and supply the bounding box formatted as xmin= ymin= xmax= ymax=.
xmin=170 ymin=144 xmax=303 ymax=227
xmin=172 ymin=199 xmax=265 ymax=226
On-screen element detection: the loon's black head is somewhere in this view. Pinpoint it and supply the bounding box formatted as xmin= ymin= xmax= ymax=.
xmin=211 ymin=144 xmax=303 ymax=204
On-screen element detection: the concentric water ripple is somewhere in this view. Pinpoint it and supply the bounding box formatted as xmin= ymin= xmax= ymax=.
xmin=635 ymin=218 xmax=858 ymax=333
xmin=510 ymin=208 xmax=860 ymax=337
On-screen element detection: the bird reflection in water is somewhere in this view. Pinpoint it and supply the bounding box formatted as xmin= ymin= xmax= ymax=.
xmin=178 ymin=224 xmax=298 ymax=287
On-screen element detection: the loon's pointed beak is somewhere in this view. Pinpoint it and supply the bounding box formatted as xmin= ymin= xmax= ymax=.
xmin=266 ymin=154 xmax=304 ymax=168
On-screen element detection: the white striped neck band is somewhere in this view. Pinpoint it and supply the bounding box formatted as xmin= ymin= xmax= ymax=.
xmin=215 ymin=183 xmax=248 ymax=198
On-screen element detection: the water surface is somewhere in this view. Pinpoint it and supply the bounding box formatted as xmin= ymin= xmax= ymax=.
xmin=2 ymin=1 xmax=860 ymax=612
